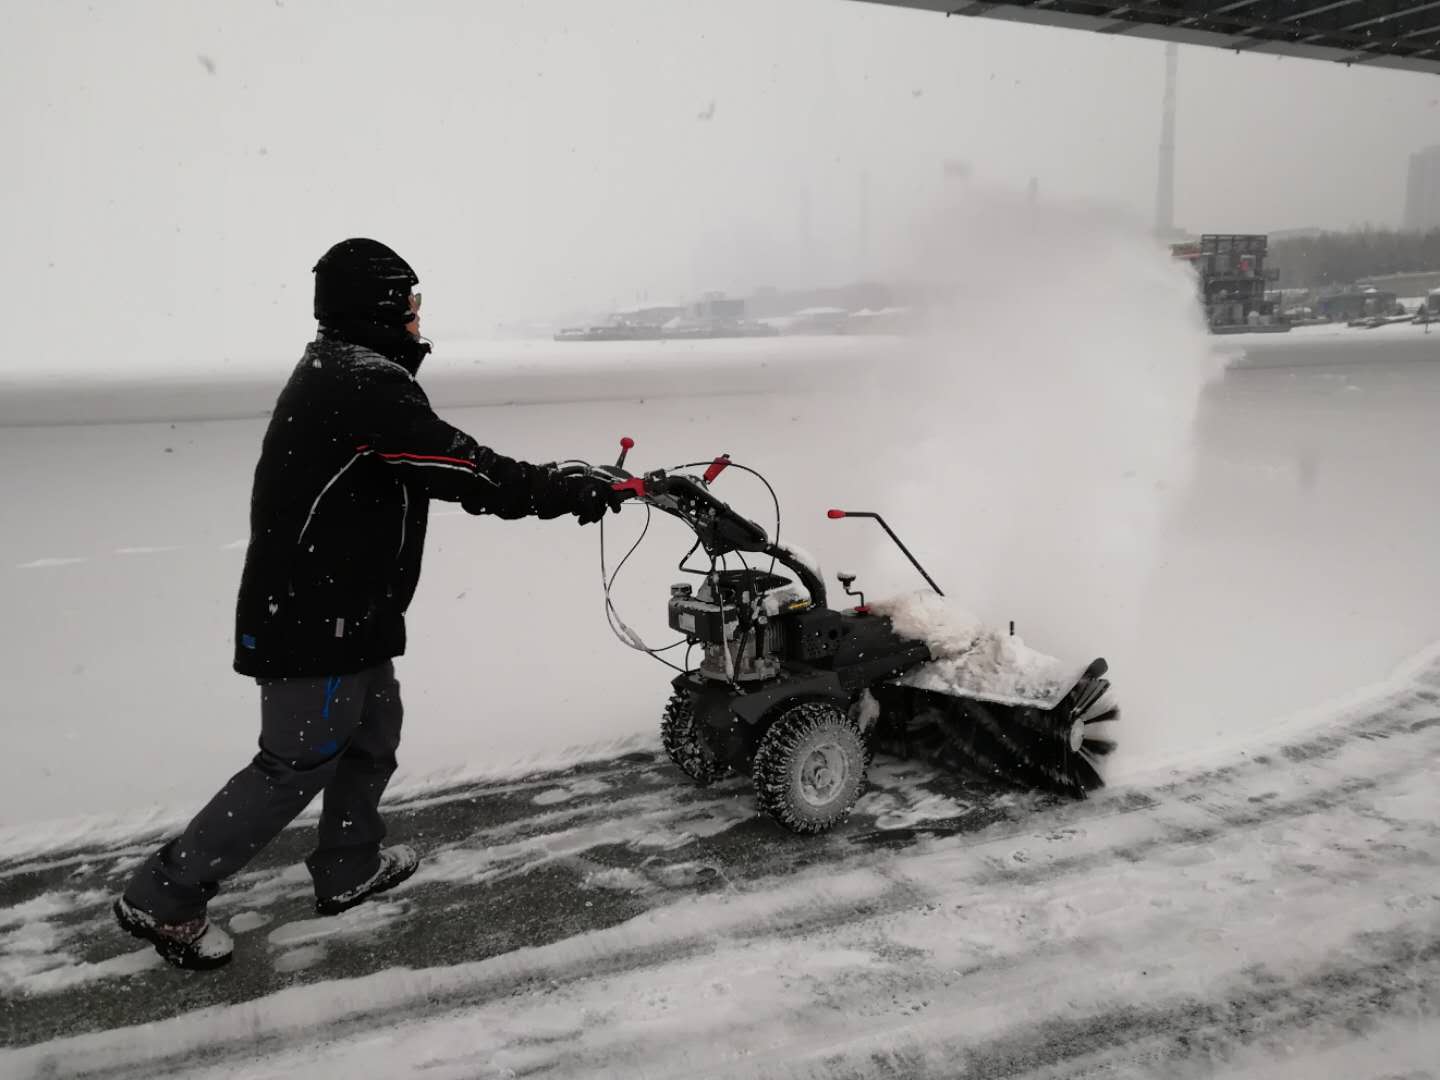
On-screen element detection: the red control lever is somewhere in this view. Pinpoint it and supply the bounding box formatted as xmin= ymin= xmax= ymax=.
xmin=827 ymin=509 xmax=847 ymax=519
xmin=703 ymin=453 xmax=732 ymax=484
xmin=616 ymin=436 xmax=635 ymax=469
xmin=612 ymin=477 xmax=646 ymax=498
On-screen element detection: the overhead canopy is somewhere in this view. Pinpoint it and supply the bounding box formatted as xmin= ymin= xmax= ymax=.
xmin=853 ymin=0 xmax=1440 ymax=75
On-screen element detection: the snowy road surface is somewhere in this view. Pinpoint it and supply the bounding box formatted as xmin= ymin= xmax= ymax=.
xmin=3 ymin=647 xmax=1438 ymax=1078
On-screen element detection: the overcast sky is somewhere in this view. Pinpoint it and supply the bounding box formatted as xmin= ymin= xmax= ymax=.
xmin=3 ymin=0 xmax=1436 ymax=373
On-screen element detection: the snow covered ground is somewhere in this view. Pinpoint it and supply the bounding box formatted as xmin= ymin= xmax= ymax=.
xmin=0 ymin=347 xmax=904 ymax=833
xmin=1223 ymin=317 xmax=1440 ymax=368
xmin=3 ymin=642 xmax=1438 ymax=1077
xmin=3 ymin=320 xmax=1440 ymax=832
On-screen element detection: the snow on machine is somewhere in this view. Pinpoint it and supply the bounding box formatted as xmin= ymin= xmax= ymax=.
xmin=566 ymin=439 xmax=1119 ymax=834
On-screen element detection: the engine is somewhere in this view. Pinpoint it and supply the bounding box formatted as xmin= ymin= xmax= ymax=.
xmin=667 ymin=569 xmax=800 ymax=682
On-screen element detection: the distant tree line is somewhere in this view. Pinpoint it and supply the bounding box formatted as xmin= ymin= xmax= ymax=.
xmin=1270 ymin=228 xmax=1440 ymax=288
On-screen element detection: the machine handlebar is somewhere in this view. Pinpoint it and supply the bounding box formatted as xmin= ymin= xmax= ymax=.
xmin=588 ymin=440 xmax=827 ymax=605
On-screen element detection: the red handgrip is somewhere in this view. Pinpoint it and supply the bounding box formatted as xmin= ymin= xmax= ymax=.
xmin=827 ymin=509 xmax=847 ymax=519
xmin=612 ymin=478 xmax=646 ymax=497
xmin=703 ymin=454 xmax=731 ymax=484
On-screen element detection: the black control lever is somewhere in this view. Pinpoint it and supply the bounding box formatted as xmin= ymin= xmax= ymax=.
xmin=837 ymin=571 xmax=867 ymax=611
xmin=827 ymin=510 xmax=945 ymax=596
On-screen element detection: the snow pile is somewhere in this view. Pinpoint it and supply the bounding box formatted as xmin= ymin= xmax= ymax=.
xmin=872 ymin=591 xmax=1076 ymax=708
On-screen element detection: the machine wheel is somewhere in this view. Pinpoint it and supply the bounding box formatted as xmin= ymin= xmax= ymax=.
xmin=661 ymin=691 xmax=729 ymax=786
xmin=752 ymin=702 xmax=868 ymax=834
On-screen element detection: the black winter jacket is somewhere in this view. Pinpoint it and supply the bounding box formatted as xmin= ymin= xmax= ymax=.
xmin=234 ymin=336 xmax=577 ymax=678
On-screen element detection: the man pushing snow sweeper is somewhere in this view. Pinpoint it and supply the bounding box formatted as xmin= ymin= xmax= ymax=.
xmin=114 ymin=239 xmax=625 ymax=970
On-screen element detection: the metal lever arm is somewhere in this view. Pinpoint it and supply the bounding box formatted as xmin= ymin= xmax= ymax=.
xmin=827 ymin=510 xmax=945 ymax=596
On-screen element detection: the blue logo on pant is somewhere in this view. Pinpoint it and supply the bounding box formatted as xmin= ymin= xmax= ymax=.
xmin=320 ymin=676 xmax=342 ymax=719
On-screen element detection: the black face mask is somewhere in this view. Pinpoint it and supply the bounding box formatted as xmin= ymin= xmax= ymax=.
xmin=319 ymin=320 xmax=432 ymax=376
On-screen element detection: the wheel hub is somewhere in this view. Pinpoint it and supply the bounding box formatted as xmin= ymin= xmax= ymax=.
xmin=798 ymin=741 xmax=849 ymax=807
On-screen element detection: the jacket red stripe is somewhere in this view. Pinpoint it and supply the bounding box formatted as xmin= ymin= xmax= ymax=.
xmin=355 ymin=446 xmax=477 ymax=470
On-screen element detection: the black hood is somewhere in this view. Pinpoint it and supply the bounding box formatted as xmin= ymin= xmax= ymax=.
xmin=312 ymin=238 xmax=430 ymax=374
xmin=314 ymin=238 xmax=416 ymax=327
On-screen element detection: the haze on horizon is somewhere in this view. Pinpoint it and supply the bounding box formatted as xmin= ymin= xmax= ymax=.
xmin=2 ymin=0 xmax=1435 ymax=374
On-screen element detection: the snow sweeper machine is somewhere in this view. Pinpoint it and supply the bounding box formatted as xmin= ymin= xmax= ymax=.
xmin=562 ymin=439 xmax=1119 ymax=834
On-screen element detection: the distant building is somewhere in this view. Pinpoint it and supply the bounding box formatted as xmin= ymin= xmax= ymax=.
xmin=942 ymin=159 xmax=971 ymax=182
xmin=612 ymin=305 xmax=685 ymax=327
xmin=1403 ymin=145 xmax=1440 ymax=232
xmin=778 ymin=307 xmax=850 ymax=335
xmin=1313 ymin=288 xmax=1399 ymax=322
xmin=687 ymin=294 xmax=746 ymax=322
xmin=1171 ymin=234 xmax=1281 ymax=330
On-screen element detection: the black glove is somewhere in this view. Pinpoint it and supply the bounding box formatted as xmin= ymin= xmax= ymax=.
xmin=568 ymin=475 xmax=626 ymax=525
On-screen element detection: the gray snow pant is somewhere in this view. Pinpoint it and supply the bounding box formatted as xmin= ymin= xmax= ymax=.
xmin=124 ymin=661 xmax=404 ymax=923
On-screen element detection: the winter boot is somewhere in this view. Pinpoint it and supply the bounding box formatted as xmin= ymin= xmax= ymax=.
xmin=315 ymin=844 xmax=419 ymax=916
xmin=113 ymin=896 xmax=234 ymax=971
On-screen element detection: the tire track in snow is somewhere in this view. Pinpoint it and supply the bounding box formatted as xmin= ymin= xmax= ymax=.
xmin=3 ymin=660 xmax=1437 ymax=1077
xmin=797 ymin=924 xmax=1440 ymax=1080
xmin=479 ymin=725 xmax=1440 ymax=1080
